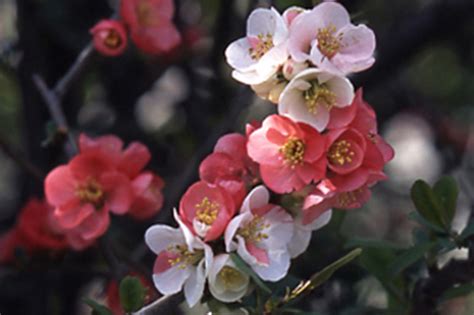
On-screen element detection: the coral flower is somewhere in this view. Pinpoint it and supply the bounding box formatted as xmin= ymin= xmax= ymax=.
xmin=121 ymin=0 xmax=181 ymax=54
xmin=90 ymin=19 xmax=128 ymax=57
xmin=289 ymin=2 xmax=376 ymax=75
xmin=45 ymin=151 xmax=133 ymax=243
xmin=179 ymin=181 xmax=236 ymax=242
xmin=247 ymin=115 xmax=327 ymax=193
xmin=129 ymin=172 xmax=165 ymax=220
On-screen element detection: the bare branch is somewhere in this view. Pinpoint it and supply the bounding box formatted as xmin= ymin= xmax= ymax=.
xmin=0 ymin=136 xmax=45 ymax=181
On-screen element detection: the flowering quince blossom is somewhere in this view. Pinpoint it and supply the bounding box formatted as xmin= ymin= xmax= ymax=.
xmin=129 ymin=172 xmax=165 ymax=220
xmin=288 ymin=2 xmax=376 ymax=75
xmin=224 ymin=186 xmax=294 ymax=281
xmin=179 ymin=181 xmax=236 ymax=241
xmin=279 ymin=68 xmax=354 ymax=131
xmin=145 ymin=216 xmax=213 ymax=307
xmin=90 ymin=19 xmax=128 ymax=57
xmin=121 ymin=0 xmax=181 ymax=55
xmin=247 ymin=115 xmax=327 ymax=194
xmin=225 ymin=8 xmax=289 ymax=85
xmin=208 ymin=254 xmax=250 ymax=303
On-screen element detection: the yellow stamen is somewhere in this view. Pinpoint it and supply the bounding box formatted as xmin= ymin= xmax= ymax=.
xmin=248 ymin=34 xmax=274 ymax=60
xmin=104 ymin=30 xmax=122 ymax=49
xmin=237 ymin=216 xmax=270 ymax=243
xmin=218 ymin=266 xmax=245 ymax=288
xmin=280 ymin=137 xmax=305 ymax=167
xmin=303 ymin=81 xmax=337 ymax=114
xmin=75 ymin=179 xmax=104 ymax=209
xmin=195 ymin=197 xmax=219 ymax=225
xmin=328 ymin=140 xmax=355 ymax=166
xmin=316 ymin=24 xmax=343 ymax=59
xmin=167 ymin=244 xmax=204 ymax=269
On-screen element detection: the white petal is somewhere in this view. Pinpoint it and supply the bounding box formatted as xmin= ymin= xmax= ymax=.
xmin=248 ymin=8 xmax=285 ymax=41
xmin=259 ymin=207 xmax=294 ymax=250
xmin=224 ymin=212 xmax=250 ymax=252
xmin=184 ymin=260 xmax=206 ymax=307
xmin=253 ymin=249 xmax=291 ymax=281
xmin=145 ymin=225 xmax=184 ymax=255
xmin=338 ymin=24 xmax=376 ymax=60
xmin=236 ymin=236 xmax=259 ymax=266
xmin=232 ymin=69 xmax=267 ymax=85
xmin=311 ymin=2 xmax=350 ymax=30
xmin=208 ymin=254 xmax=250 ymax=303
xmin=153 ymin=265 xmax=191 ymax=295
xmin=193 ymin=219 xmax=211 ymax=238
xmin=241 ymin=185 xmax=270 ymax=213
xmin=306 ymin=209 xmax=333 ymax=231
xmin=288 ymin=10 xmax=323 ymax=62
xmin=225 ymin=38 xmax=258 ymax=72
xmin=326 ymin=76 xmax=354 ymax=108
xmin=173 ymin=208 xmax=197 ymax=250
xmin=270 ymin=7 xmax=289 ymax=45
xmin=288 ymin=225 xmax=312 ymax=258
xmin=255 ymin=44 xmax=288 ymax=81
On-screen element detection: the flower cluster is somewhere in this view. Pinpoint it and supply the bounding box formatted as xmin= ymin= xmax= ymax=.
xmin=44 ymin=134 xmax=164 ymax=250
xmin=90 ymin=0 xmax=181 ymax=56
xmin=144 ymin=2 xmax=394 ymax=308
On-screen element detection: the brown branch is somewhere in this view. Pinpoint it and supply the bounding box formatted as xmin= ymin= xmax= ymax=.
xmin=132 ymin=292 xmax=184 ymax=315
xmin=0 ymin=136 xmax=45 ymax=181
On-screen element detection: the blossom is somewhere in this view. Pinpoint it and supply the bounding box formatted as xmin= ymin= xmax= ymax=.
xmin=247 ymin=115 xmax=327 ymax=193
xmin=179 ymin=181 xmax=236 ymax=241
xmin=200 ymin=133 xmax=258 ymax=206
xmin=225 ymin=186 xmax=294 ymax=281
xmin=289 ymin=208 xmax=332 ymax=258
xmin=282 ymin=6 xmax=307 ymax=27
xmin=90 ymin=19 xmax=128 ymax=57
xmin=279 ymin=68 xmax=354 ymax=131
xmin=225 ymin=8 xmax=288 ymax=85
xmin=121 ymin=0 xmax=181 ymax=55
xmin=45 ymin=151 xmax=133 ymax=244
xmin=288 ymin=2 xmax=376 ymax=75
xmin=208 ymin=254 xmax=250 ymax=303
xmin=145 ymin=220 xmax=213 ymax=307
xmin=129 ymin=172 xmax=164 ymax=220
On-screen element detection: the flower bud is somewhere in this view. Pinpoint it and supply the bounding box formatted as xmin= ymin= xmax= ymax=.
xmin=90 ymin=20 xmax=128 ymax=57
xmin=282 ymin=59 xmax=308 ymax=81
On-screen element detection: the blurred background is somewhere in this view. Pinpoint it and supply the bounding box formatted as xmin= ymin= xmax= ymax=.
xmin=0 ymin=0 xmax=474 ymax=314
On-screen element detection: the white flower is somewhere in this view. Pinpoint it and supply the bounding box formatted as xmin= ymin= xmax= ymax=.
xmin=289 ymin=209 xmax=333 ymax=258
xmin=145 ymin=215 xmax=213 ymax=307
xmin=278 ymin=68 xmax=354 ymax=132
xmin=225 ymin=185 xmax=294 ymax=281
xmin=208 ymin=254 xmax=250 ymax=303
xmin=288 ymin=2 xmax=376 ymax=75
xmin=225 ymin=7 xmax=289 ymax=85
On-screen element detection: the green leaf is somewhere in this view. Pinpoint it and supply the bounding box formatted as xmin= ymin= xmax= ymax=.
xmin=408 ymin=212 xmax=446 ymax=234
xmin=386 ymin=241 xmax=436 ymax=278
xmin=119 ymin=276 xmax=146 ymax=312
xmin=345 ymin=238 xmax=404 ymax=250
xmin=433 ymin=176 xmax=458 ymax=225
xmin=441 ymin=283 xmax=474 ymax=301
xmin=308 ymin=248 xmax=362 ymax=289
xmin=411 ymin=180 xmax=446 ymax=229
xmin=83 ymin=298 xmax=113 ymax=315
xmin=460 ymin=222 xmax=474 ymax=240
xmin=230 ymin=253 xmax=272 ymax=294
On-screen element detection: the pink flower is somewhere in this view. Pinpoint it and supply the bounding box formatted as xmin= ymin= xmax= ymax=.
xmin=288 ymin=2 xmax=376 ymax=75
xmin=199 ymin=133 xmax=258 ymax=206
xmin=121 ymin=0 xmax=181 ymax=55
xmin=45 ymin=151 xmax=133 ymax=244
xmin=179 ymin=181 xmax=236 ymax=242
xmin=129 ymin=172 xmax=164 ymax=220
xmin=90 ymin=19 xmax=128 ymax=57
xmin=247 ymin=115 xmax=327 ymax=193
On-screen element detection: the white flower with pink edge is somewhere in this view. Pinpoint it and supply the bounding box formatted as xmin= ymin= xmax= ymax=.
xmin=208 ymin=254 xmax=250 ymax=303
xmin=288 ymin=2 xmax=376 ymax=75
xmin=225 ymin=185 xmax=294 ymax=282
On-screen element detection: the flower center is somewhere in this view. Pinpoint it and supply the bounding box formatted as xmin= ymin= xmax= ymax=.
xmin=248 ymin=34 xmax=274 ymax=60
xmin=136 ymin=0 xmax=155 ymax=26
xmin=167 ymin=244 xmax=204 ymax=269
xmin=280 ymin=137 xmax=305 ymax=166
xmin=303 ymin=81 xmax=336 ymax=114
xmin=218 ymin=266 xmax=246 ymax=289
xmin=237 ymin=216 xmax=270 ymax=243
xmin=316 ymin=24 xmax=343 ymax=59
xmin=76 ymin=179 xmax=104 ymax=209
xmin=195 ymin=197 xmax=219 ymax=225
xmin=328 ymin=140 xmax=355 ymax=166
xmin=104 ymin=30 xmax=122 ymax=49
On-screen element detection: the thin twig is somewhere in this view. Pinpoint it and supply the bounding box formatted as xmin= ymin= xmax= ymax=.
xmin=0 ymin=136 xmax=45 ymax=181
xmin=133 ymin=292 xmax=184 ymax=315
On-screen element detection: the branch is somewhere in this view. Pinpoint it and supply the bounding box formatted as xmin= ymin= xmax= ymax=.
xmin=133 ymin=292 xmax=184 ymax=315
xmin=0 ymin=136 xmax=45 ymax=182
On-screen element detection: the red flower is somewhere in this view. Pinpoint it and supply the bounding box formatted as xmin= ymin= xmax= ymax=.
xmin=45 ymin=151 xmax=133 ymax=244
xmin=247 ymin=115 xmax=327 ymax=194
xmin=121 ymin=0 xmax=181 ymax=54
xmin=129 ymin=172 xmax=165 ymax=220
xmin=199 ymin=133 xmax=258 ymax=206
xmin=179 ymin=181 xmax=235 ymax=241
xmin=90 ymin=20 xmax=128 ymax=57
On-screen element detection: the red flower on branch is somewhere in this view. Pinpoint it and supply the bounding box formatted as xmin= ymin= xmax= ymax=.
xmin=90 ymin=19 xmax=128 ymax=57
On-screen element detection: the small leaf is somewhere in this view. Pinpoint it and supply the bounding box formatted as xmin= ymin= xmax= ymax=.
xmin=230 ymin=253 xmax=272 ymax=294
xmin=411 ymin=180 xmax=446 ymax=229
xmin=386 ymin=241 xmax=435 ymax=278
xmin=83 ymin=298 xmax=113 ymax=315
xmin=309 ymin=248 xmax=362 ymax=288
xmin=119 ymin=276 xmax=146 ymax=312
xmin=433 ymin=176 xmax=458 ymax=225
xmin=460 ymin=222 xmax=474 ymax=240
xmin=408 ymin=212 xmax=446 ymax=234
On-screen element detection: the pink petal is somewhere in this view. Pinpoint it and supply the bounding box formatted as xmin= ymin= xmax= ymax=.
xmin=118 ymin=142 xmax=151 ymax=178
xmin=45 ymin=165 xmax=77 ymax=206
xmin=246 ymin=242 xmax=269 ymax=265
xmin=260 ymin=164 xmax=304 ymax=194
xmin=54 ymin=201 xmax=94 ymax=229
xmin=214 ymin=133 xmax=247 ymax=160
xmin=75 ymin=209 xmax=110 ymax=240
xmin=100 ymin=172 xmax=133 ymax=215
